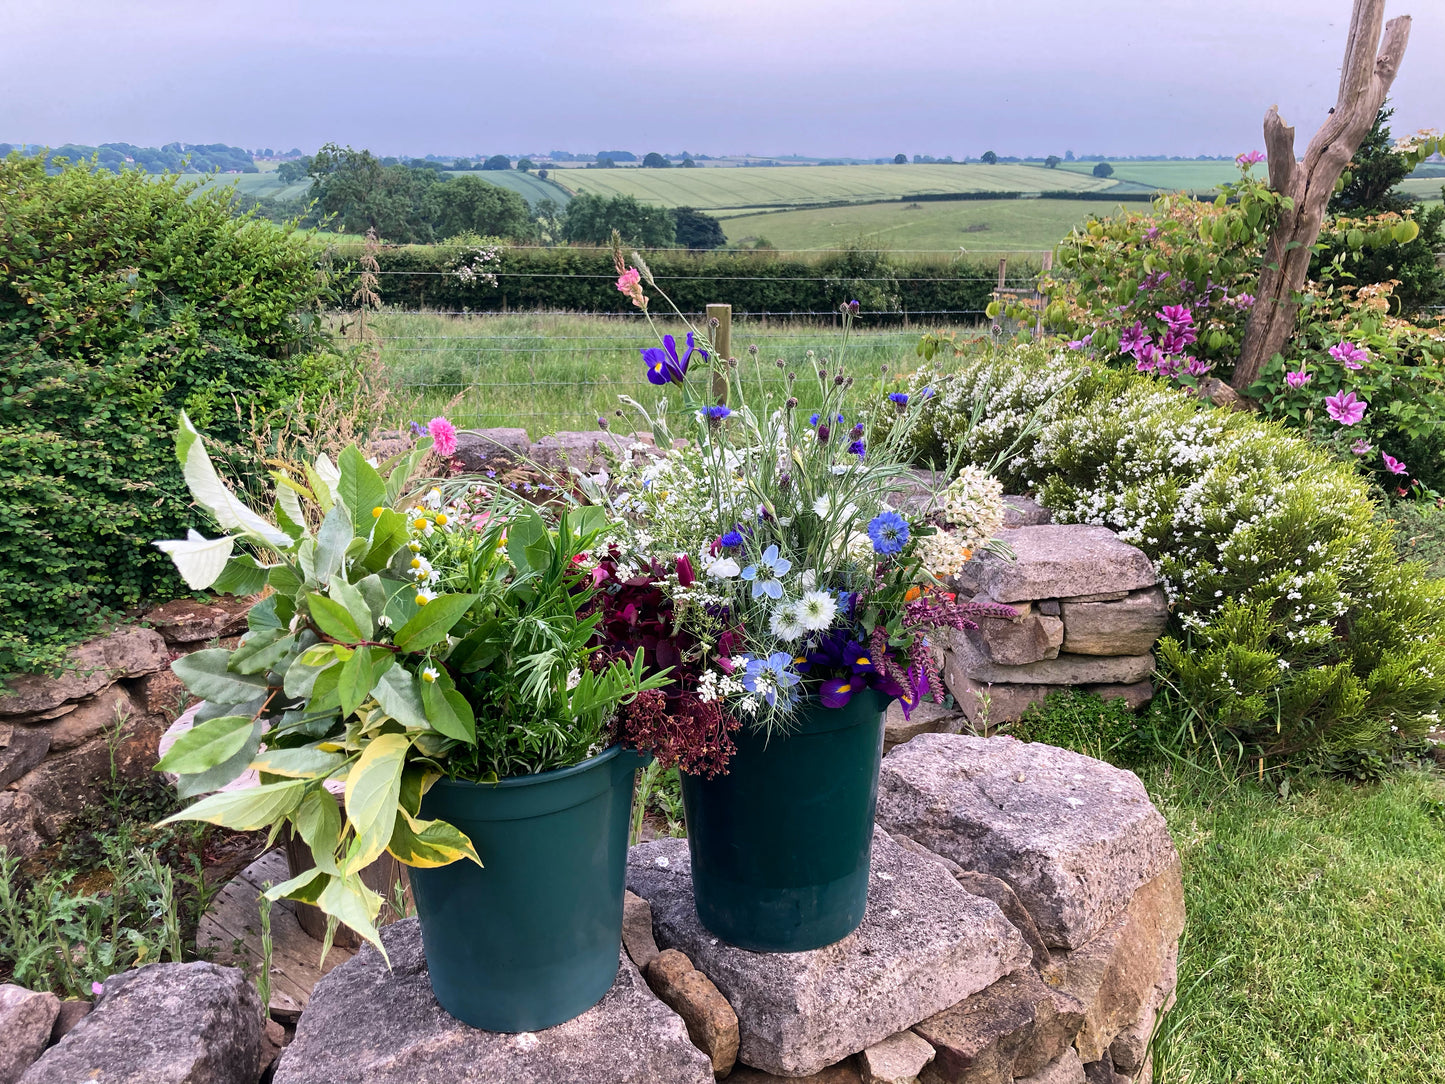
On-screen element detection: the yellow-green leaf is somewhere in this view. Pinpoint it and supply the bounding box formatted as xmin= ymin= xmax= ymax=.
xmin=154 ymin=715 xmax=253 ymax=775
xmin=317 ymin=874 xmax=385 ymax=961
xmin=339 ymin=645 xmax=376 ymax=718
xmin=159 ymin=779 xmax=306 ymax=830
xmin=387 ymin=809 xmax=482 ymax=868
xmin=295 ymin=787 xmax=344 ymax=874
xmin=343 ymin=732 xmax=410 ymax=873
xmin=251 ymin=746 xmax=347 ymax=779
xmin=308 ymin=593 xmax=364 ymax=642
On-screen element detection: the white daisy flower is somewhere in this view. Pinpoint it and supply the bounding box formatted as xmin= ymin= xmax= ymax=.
xmin=422 ymin=667 xmax=439 ymax=683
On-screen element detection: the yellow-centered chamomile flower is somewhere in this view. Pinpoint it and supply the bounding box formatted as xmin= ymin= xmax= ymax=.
xmin=422 ymin=667 xmax=439 ymax=683
xmin=416 ymin=588 xmax=436 ymax=605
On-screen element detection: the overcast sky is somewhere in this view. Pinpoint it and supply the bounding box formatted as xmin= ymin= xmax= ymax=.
xmin=2 ymin=0 xmax=1440 ymax=159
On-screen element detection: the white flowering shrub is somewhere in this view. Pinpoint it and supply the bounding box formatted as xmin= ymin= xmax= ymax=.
xmin=906 ymin=344 xmax=1445 ymax=759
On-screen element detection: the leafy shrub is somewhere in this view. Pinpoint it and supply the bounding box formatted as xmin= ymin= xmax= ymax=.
xmin=906 ymin=342 xmax=1445 ymax=762
xmin=1012 ymin=689 xmax=1152 ymax=767
xmin=0 ymin=155 xmax=364 ymax=674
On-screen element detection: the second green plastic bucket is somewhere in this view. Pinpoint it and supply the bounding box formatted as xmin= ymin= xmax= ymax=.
xmin=409 ymin=744 xmax=647 ymax=1031
xmin=679 ymin=689 xmax=888 ymax=952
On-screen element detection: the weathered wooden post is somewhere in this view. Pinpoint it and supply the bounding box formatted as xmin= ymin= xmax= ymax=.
xmin=707 ymin=302 xmax=731 ymax=405
xmin=1231 ymin=0 xmax=1411 ymax=393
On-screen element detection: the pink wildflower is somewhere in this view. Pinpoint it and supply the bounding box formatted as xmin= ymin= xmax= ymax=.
xmin=1284 ymin=367 xmax=1311 ymax=391
xmin=1324 ymin=390 xmax=1367 ymax=426
xmin=1159 ymin=305 xmax=1193 ymax=328
xmin=1185 ymin=357 xmax=1214 ymax=377
xmin=1231 ymin=292 xmax=1256 ymax=309
xmin=1328 ymin=341 xmax=1368 ymax=370
xmin=1382 ymin=452 xmax=1408 ymax=475
xmin=1351 ymin=439 xmax=1372 ymax=456
xmin=616 ymin=267 xmax=646 ymax=309
xmin=428 ymin=416 xmax=458 ymax=458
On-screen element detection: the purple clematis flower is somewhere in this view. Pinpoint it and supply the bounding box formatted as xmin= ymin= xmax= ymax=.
xmin=1324 ymin=389 xmax=1367 ymax=426
xmin=1236 ymin=150 xmax=1266 ymax=166
xmin=1159 ymin=305 xmax=1193 ymax=328
xmin=1285 ymin=367 xmax=1311 ymax=391
xmin=641 ymin=331 xmax=704 ymax=386
xmin=1119 ymin=321 xmax=1151 ymax=356
xmin=1328 ymin=341 xmax=1368 ymax=370
xmin=1383 ymin=452 xmax=1408 ymax=475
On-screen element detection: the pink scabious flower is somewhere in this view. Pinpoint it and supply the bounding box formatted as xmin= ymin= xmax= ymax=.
xmin=1328 ymin=340 xmax=1368 ymax=370
xmin=1324 ymin=390 xmax=1367 ymax=426
xmin=1351 ymin=439 xmax=1372 ymax=456
xmin=1382 ymin=452 xmax=1409 ymax=475
xmin=1284 ymin=367 xmax=1311 ymax=391
xmin=1236 ymin=150 xmax=1267 ymax=166
xmin=428 ymin=416 xmax=458 ymax=458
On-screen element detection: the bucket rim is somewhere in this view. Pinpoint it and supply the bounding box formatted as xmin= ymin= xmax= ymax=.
xmin=429 ymin=742 xmax=645 ymax=793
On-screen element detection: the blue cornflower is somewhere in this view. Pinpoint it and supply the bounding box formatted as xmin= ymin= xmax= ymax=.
xmin=809 ymin=412 xmax=821 ymax=426
xmin=848 ymin=439 xmax=866 ymax=459
xmin=867 ymin=511 xmax=910 ymax=555
xmin=742 ymin=651 xmax=802 ymax=708
xmin=921 ymin=386 xmax=935 ymax=399
xmin=701 ymin=404 xmax=732 ymax=429
xmin=740 ymin=543 xmax=791 ymax=599
xmin=720 ymin=530 xmax=744 ymax=548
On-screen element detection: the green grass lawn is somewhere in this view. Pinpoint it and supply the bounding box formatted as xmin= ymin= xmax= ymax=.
xmin=1054 ymin=160 xmax=1243 ymax=192
xmin=719 ymin=197 xmax=1109 ymax=253
xmin=552 ymin=162 xmax=1113 ymax=212
xmin=373 ymin=311 xmax=951 ymax=437
xmin=1142 ymin=762 xmax=1445 ymax=1083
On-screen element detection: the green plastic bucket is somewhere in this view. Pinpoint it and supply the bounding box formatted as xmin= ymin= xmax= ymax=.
xmin=410 ymin=744 xmax=647 ymax=1031
xmin=679 ymin=689 xmax=888 ymax=952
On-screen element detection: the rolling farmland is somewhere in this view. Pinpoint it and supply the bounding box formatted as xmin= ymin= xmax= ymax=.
xmin=441 ymin=170 xmax=573 ymax=207
xmin=550 ymin=162 xmax=1114 ymax=212
xmin=1054 ymin=159 xmax=1243 ymax=191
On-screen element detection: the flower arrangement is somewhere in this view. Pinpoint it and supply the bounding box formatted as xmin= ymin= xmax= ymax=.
xmin=152 ymin=415 xmax=664 ymax=952
xmin=585 ymin=241 xmax=1014 ymax=765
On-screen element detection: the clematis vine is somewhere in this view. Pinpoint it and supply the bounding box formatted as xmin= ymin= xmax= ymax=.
xmin=1328 ymin=341 xmax=1368 ymax=370
xmin=1324 ymin=389 xmax=1367 ymax=426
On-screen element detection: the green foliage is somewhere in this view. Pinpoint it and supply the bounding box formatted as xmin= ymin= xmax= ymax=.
xmin=30 ymin=141 xmax=256 ymax=174
xmin=1329 ymin=105 xmax=1415 ymax=215
xmin=1309 ymin=200 xmax=1445 ymax=319
xmin=350 ymin=243 xmax=1028 ymax=321
xmin=642 ymin=152 xmax=672 ymax=169
xmin=0 ymin=154 xmax=357 ymax=675
xmin=981 ymin=151 xmax=998 ymax=165
xmin=276 ymin=157 xmax=311 ymax=185
xmin=1012 ymin=689 xmax=1152 ymax=766
xmin=1044 ymin=155 xmax=1062 ymax=169
xmin=905 ymin=342 xmax=1445 ymax=762
xmin=673 ymin=206 xmax=726 ymax=250
xmin=154 ymin=419 xmax=664 ymax=952
xmin=481 ymin=155 xmax=511 ymax=171
xmin=562 ymin=192 xmax=676 ymax=247
xmin=424 ymin=176 xmax=535 ymax=242
xmin=1092 ymin=161 xmax=1114 ymax=178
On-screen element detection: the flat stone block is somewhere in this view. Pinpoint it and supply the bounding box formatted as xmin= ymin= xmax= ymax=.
xmin=962 ymin=527 xmax=1157 ymax=605
xmin=622 ymin=890 xmax=661 ymax=970
xmin=858 ymin=1029 xmax=936 ymax=1084
xmin=946 ymin=633 xmax=1155 ymax=688
xmin=876 ymin=735 xmax=1178 ymax=950
xmin=0 ymin=628 xmax=167 ymax=717
xmin=1060 ymin=589 xmax=1168 ymax=657
xmin=968 ymin=614 xmax=1064 ymax=666
xmin=949 ymin=676 xmax=1051 ymax=728
xmin=274 ymin=919 xmax=713 ymax=1084
xmin=1 ymin=983 xmax=60 ymax=1084
xmin=453 ymin=427 xmax=531 ymax=472
xmin=1020 ymin=1049 xmax=1085 ymax=1084
xmin=627 ymin=829 xmax=1031 ymax=1077
xmin=730 ymin=1063 xmax=861 ymax=1084
xmin=884 ymin=700 xmax=962 ymax=751
xmin=1001 ymin=496 xmax=1051 ymax=528
xmin=1082 ymin=682 xmax=1154 ymax=712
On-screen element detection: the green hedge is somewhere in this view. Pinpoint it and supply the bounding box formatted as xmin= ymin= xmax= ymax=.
xmin=0 ymin=157 xmax=358 ymax=675
xmin=908 ymin=344 xmax=1445 ymax=763
xmin=330 ymin=244 xmax=1037 ymax=322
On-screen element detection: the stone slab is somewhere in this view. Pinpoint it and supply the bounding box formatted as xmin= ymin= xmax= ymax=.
xmin=21 ymin=962 xmax=260 ymax=1084
xmin=1060 ymin=589 xmax=1168 ymax=657
xmin=627 ymin=829 xmax=1031 ymax=1077
xmin=274 ymin=919 xmax=713 ymax=1084
xmin=968 ymin=614 xmax=1064 ymax=666
xmin=946 ymin=633 xmax=1155 ymax=687
xmin=876 ymin=735 xmax=1178 ymax=950
xmin=948 ymin=676 xmax=1051 ymax=729
xmin=960 ymin=526 xmax=1157 ymax=605
xmin=858 ymin=1029 xmax=936 ymax=1084
xmin=645 ymin=949 xmax=739 ymax=1077
xmin=621 ymin=890 xmax=661 ymax=970
xmin=1083 ymin=682 xmax=1154 ymax=712
xmin=0 ymin=628 xmax=168 ymax=717
xmin=1001 ymin=496 xmax=1051 ymax=528
xmin=453 ymin=427 xmax=532 ymax=472
xmin=884 ymin=700 xmax=963 ymax=752
xmin=1020 ymin=1049 xmax=1086 ymax=1084
xmin=143 ymin=598 xmax=250 ymax=645
xmin=0 ymin=725 xmax=50 ymax=789
xmin=0 ymin=984 xmax=60 ymax=1084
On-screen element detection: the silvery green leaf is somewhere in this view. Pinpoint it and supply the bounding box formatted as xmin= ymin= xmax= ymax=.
xmin=153 ymin=530 xmax=234 ymax=590
xmin=174 ymin=413 xmax=290 ymax=547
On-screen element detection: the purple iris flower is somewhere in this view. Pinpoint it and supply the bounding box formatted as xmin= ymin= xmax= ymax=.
xmin=641 ymin=331 xmax=704 ymax=386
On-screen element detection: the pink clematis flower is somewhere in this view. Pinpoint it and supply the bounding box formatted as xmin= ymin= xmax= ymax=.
xmin=1351 ymin=439 xmax=1372 ymax=456
xmin=1328 ymin=341 xmax=1368 ymax=370
xmin=1236 ymin=150 xmax=1267 ymax=166
xmin=1324 ymin=390 xmax=1367 ymax=426
xmin=428 ymin=416 xmax=458 ymax=458
xmin=1382 ymin=452 xmax=1408 ymax=475
xmin=1284 ymin=367 xmax=1311 ymax=391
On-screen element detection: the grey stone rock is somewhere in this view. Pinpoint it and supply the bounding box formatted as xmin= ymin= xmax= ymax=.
xmin=453 ymin=427 xmax=531 ymax=472
xmin=1002 ymin=496 xmax=1051 ymax=528
xmin=1082 ymin=682 xmax=1154 ymax=712
xmin=962 ymin=526 xmax=1157 ymax=605
xmin=0 ymin=628 xmax=168 ymax=716
xmin=876 ymin=735 xmax=1178 ymax=950
xmin=857 ymin=1029 xmax=935 ymax=1084
xmin=948 ymin=675 xmax=1051 ymax=728
xmin=1020 ymin=1049 xmax=1086 ymax=1084
xmin=21 ymin=962 xmax=260 ymax=1084
xmin=628 ymin=830 xmax=1030 ymax=1077
xmin=0 ymin=725 xmax=50 ymax=789
xmin=0 ymin=984 xmax=60 ymax=1084
xmin=884 ymin=700 xmax=963 ymax=752
xmin=621 ymin=890 xmax=660 ymax=970
xmin=730 ymin=1064 xmax=861 ymax=1084
xmin=888 ymin=836 xmax=1052 ymax=973
xmin=0 ymin=794 xmax=44 ymax=858
xmin=1083 ymin=1057 xmax=1128 ymax=1084
xmin=48 ymin=1001 xmax=90 ymax=1044
xmin=1060 ymin=589 xmax=1169 ymax=657
xmin=273 ymin=919 xmax=712 ymax=1084
xmin=143 ymin=599 xmax=249 ymax=645
xmin=40 ymin=686 xmax=143 ymax=753
xmin=1037 ymin=600 xmax=1061 ymax=617
xmin=1057 ymin=863 xmax=1184 ymax=1064
xmin=946 ymin=633 xmax=1155 ymax=688
xmin=914 ymin=968 xmax=1084 ymax=1084
xmin=1059 ymin=592 xmax=1128 ymax=604
xmin=645 ymin=949 xmax=739 ymax=1078
xmin=968 ymin=614 xmax=1064 ymax=666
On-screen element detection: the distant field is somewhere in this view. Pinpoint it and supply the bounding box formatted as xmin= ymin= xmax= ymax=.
xmin=442 ymin=170 xmax=573 ymax=207
xmin=551 ymin=163 xmax=1113 ymax=212
xmin=186 ymin=171 xmax=312 ymax=201
xmin=1398 ymin=176 xmax=1445 ymax=202
xmin=1055 ymin=160 xmax=1241 ymax=191
xmin=720 ymin=197 xmax=1110 ymax=253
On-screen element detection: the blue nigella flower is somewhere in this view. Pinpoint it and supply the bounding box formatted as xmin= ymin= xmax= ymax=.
xmin=867 ymin=511 xmax=910 ymax=555
xmin=740 ymin=543 xmax=790 ymax=599
xmin=742 ymin=651 xmax=802 ymax=708
xmin=641 ymin=331 xmax=704 ymax=386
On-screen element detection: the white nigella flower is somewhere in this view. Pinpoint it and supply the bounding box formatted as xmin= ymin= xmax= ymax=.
xmin=770 ymin=604 xmax=807 ymax=642
xmin=812 ymin=496 xmax=831 ymax=518
xmin=424 ymin=488 xmax=444 ymax=509
xmin=797 ymin=590 xmax=837 ymax=631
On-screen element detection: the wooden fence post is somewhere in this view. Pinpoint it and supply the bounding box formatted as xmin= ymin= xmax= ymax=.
xmin=1033 ymin=251 xmax=1053 ymax=340
xmin=995 ymin=257 xmax=1007 ymax=293
xmin=707 ymin=303 xmax=731 ymax=405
